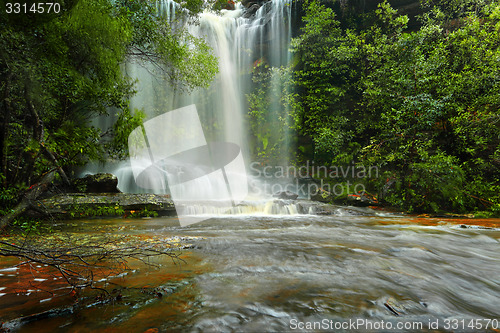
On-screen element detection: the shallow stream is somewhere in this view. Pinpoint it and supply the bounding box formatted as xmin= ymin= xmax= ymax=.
xmin=1 ymin=211 xmax=499 ymax=332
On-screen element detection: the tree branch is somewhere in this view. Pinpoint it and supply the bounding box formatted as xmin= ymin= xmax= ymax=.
xmin=0 ymin=170 xmax=55 ymax=230
xmin=0 ymin=235 xmax=183 ymax=291
xmin=24 ymin=85 xmax=71 ymax=186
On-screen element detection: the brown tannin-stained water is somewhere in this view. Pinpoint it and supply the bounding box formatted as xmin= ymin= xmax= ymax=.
xmin=1 ymin=213 xmax=499 ymax=332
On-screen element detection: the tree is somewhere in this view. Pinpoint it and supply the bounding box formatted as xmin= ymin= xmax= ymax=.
xmin=117 ymin=0 xmax=218 ymax=91
xmin=362 ymin=3 xmax=500 ymax=212
xmin=287 ymin=0 xmax=499 ymax=213
xmin=0 ymin=0 xmax=218 ymax=227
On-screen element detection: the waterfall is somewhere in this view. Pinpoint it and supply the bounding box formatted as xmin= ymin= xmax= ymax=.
xmin=129 ymin=0 xmax=293 ymax=148
xmin=115 ymin=0 xmax=294 ymax=197
xmin=82 ymin=0 xmax=298 ymax=222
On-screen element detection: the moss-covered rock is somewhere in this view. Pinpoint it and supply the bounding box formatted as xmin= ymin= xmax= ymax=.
xmin=72 ymin=173 xmax=120 ymax=193
xmin=34 ymin=193 xmax=175 ymax=218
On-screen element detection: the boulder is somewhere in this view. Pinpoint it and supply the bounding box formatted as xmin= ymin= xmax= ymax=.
xmin=243 ymin=3 xmax=262 ymax=17
xmin=241 ymin=0 xmax=271 ymax=17
xmin=34 ymin=193 xmax=175 ymax=218
xmin=241 ymin=0 xmax=255 ymax=8
xmin=73 ymin=173 xmax=120 ymax=193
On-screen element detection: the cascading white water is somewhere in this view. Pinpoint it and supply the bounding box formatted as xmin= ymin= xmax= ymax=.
xmin=127 ymin=0 xmax=293 ymax=151
xmin=156 ymin=0 xmax=177 ymax=22
xmin=182 ymin=199 xmax=302 ymax=216
xmin=105 ymin=0 xmax=296 ymax=216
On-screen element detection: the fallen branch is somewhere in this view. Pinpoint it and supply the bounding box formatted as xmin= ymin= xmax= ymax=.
xmin=0 ymin=171 xmax=55 ymax=230
xmin=0 ymin=234 xmax=183 ymax=291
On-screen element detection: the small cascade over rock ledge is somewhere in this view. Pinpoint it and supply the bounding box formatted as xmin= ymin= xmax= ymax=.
xmin=33 ymin=191 xmax=382 ymax=219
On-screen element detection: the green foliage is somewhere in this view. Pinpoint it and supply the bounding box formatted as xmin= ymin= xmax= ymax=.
xmin=376 ymin=0 xmax=409 ymax=33
xmin=116 ymin=0 xmax=218 ymax=90
xmin=67 ymin=205 xmax=125 ymax=218
xmin=247 ymin=65 xmax=295 ymax=163
xmin=210 ymin=0 xmax=235 ymax=11
xmin=362 ymin=5 xmax=500 ymax=212
xmin=287 ymin=0 xmax=500 ymax=213
xmin=381 ymin=152 xmax=466 ymax=212
xmin=0 ymin=186 xmax=18 ymax=216
xmin=290 ymin=0 xmax=387 ymax=164
xmin=128 ymin=207 xmax=159 ymax=218
xmin=66 ymin=204 xmax=158 ymax=218
xmin=0 ymin=185 xmax=49 ymax=233
xmin=107 ymin=109 xmax=146 ymax=159
xmin=419 ymin=0 xmax=493 ymax=24
xmin=0 ymin=0 xmax=218 ymax=206
xmin=12 ymin=217 xmax=51 ymax=235
xmin=0 ymin=0 xmax=134 ymax=190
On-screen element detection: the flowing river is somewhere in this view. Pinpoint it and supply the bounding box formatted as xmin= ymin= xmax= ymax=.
xmin=1 ymin=209 xmax=499 ymax=332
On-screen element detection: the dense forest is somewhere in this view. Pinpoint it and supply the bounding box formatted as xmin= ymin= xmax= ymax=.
xmin=0 ymin=0 xmax=218 ymax=227
xmin=1 ymin=0 xmax=499 ymax=227
xmin=250 ymin=0 xmax=500 ymax=215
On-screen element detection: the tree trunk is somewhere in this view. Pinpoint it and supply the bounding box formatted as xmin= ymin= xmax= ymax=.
xmin=0 ymin=171 xmax=55 ymax=230
xmin=1 ymin=72 xmax=13 ymax=187
xmin=24 ymin=86 xmax=71 ymax=186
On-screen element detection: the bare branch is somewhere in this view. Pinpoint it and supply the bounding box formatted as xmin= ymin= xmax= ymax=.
xmin=0 ymin=234 xmax=184 ymax=293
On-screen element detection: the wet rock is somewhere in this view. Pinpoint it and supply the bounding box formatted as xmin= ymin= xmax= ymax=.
xmin=241 ymin=0 xmax=270 ymax=17
xmin=345 ymin=193 xmax=379 ymax=207
xmin=297 ymin=176 xmax=319 ymax=184
xmin=2 ymin=305 xmax=78 ymax=331
xmin=243 ymin=4 xmax=261 ymax=17
xmin=241 ymin=0 xmax=263 ymax=8
xmin=342 ymin=208 xmax=368 ymax=216
xmin=432 ymin=213 xmax=469 ymax=218
xmin=73 ymin=173 xmax=120 ymax=193
xmin=144 ymin=328 xmax=159 ymax=333
xmin=273 ymin=191 xmax=299 ymax=200
xmin=33 ymin=193 xmax=175 ymax=218
xmin=458 ymin=224 xmax=493 ymax=230
xmin=384 ymin=297 xmax=406 ymax=316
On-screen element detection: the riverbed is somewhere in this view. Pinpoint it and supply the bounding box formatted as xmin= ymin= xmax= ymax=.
xmin=1 ymin=212 xmax=499 ymax=332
